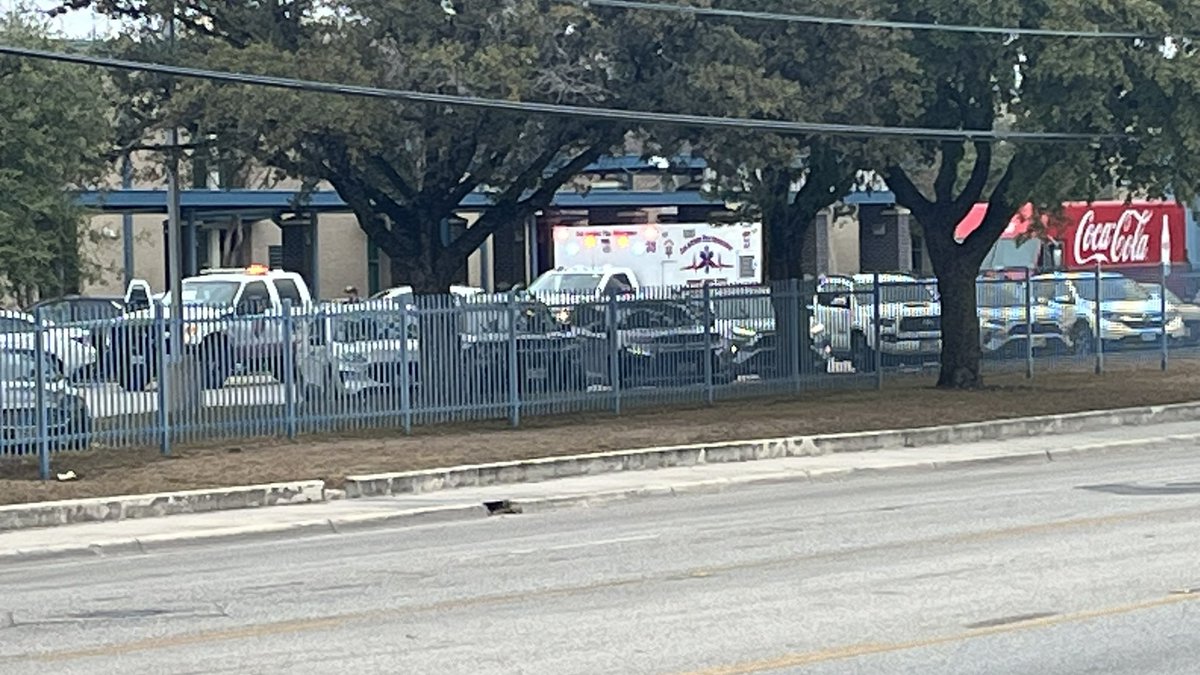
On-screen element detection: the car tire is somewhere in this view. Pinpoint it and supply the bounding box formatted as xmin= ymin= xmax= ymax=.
xmin=850 ymin=333 xmax=874 ymax=373
xmin=198 ymin=336 xmax=232 ymax=390
xmin=1070 ymin=323 xmax=1094 ymax=356
xmin=66 ymin=399 xmax=92 ymax=450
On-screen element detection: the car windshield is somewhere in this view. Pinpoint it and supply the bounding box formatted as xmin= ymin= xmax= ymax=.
xmin=529 ymin=273 xmax=604 ymax=294
xmin=1077 ymin=277 xmax=1151 ymax=302
xmin=857 ymin=283 xmax=934 ymax=304
xmin=331 ymin=316 xmax=412 ymax=343
xmin=976 ymin=283 xmax=1025 ymax=308
xmin=161 ymin=280 xmax=242 ymax=307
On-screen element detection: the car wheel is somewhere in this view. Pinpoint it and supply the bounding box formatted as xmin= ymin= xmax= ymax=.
xmin=199 ymin=337 xmax=231 ymax=390
xmin=1070 ymin=323 xmax=1094 ymax=356
xmin=66 ymin=398 xmax=92 ymax=450
xmin=851 ymin=333 xmax=874 ymax=373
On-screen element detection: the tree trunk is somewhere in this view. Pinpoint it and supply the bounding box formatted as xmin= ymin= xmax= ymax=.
xmin=933 ymin=262 xmax=983 ymax=388
xmin=389 ymin=254 xmax=442 ymax=295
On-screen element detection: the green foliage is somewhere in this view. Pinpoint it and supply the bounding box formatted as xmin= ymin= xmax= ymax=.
xmin=875 ymin=0 xmax=1200 ymax=386
xmin=82 ymin=0 xmax=776 ymax=290
xmin=0 ymin=11 xmax=113 ymax=304
xmin=688 ymin=0 xmax=922 ymax=279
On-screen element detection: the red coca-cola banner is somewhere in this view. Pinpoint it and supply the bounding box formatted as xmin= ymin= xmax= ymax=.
xmin=1053 ymin=202 xmax=1186 ymax=268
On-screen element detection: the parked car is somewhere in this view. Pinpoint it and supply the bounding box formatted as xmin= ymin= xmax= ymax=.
xmin=813 ymin=273 xmax=941 ymax=371
xmin=25 ymin=295 xmax=125 ymax=324
xmin=1032 ymin=272 xmax=1186 ymax=353
xmin=0 ymin=309 xmax=99 ymax=382
xmin=975 ymin=279 xmax=1071 ymax=358
xmin=453 ymin=293 xmax=603 ymax=397
xmin=682 ymin=284 xmax=830 ymax=377
xmin=0 ymin=346 xmax=91 ymax=453
xmin=1144 ymin=283 xmax=1200 ymax=344
xmin=299 ymin=301 xmax=420 ymax=406
xmin=571 ymin=298 xmax=734 ymax=388
xmin=100 ymin=265 xmax=314 ymax=391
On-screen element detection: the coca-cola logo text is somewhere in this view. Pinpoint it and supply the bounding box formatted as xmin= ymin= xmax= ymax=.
xmin=1073 ymin=209 xmax=1152 ymax=265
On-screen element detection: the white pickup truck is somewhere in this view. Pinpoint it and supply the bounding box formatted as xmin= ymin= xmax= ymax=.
xmin=813 ymin=273 xmax=942 ymax=371
xmin=101 ymin=265 xmax=315 ymax=391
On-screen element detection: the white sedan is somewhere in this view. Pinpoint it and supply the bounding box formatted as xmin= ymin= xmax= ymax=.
xmin=0 ymin=309 xmax=99 ymax=382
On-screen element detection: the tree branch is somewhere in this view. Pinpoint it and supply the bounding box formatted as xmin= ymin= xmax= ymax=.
xmin=933 ymin=141 xmax=965 ymax=203
xmin=960 ymin=156 xmax=1018 ymax=263
xmin=884 ymin=165 xmax=932 ymax=215
xmin=950 ymin=141 xmax=993 ymax=216
xmin=365 ymin=155 xmax=417 ymax=203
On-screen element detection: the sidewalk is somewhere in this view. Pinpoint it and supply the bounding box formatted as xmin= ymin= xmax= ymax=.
xmin=5 ymin=419 xmax=1198 ymax=561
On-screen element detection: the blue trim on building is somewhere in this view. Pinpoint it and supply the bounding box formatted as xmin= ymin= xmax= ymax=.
xmin=77 ymin=186 xmax=898 ymax=214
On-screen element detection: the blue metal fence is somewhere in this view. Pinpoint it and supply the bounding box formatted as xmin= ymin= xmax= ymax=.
xmin=2 ymin=265 xmax=1196 ymax=477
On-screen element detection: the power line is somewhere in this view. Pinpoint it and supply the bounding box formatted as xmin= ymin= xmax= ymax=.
xmin=569 ymin=0 xmax=1168 ymax=41
xmin=0 ymin=42 xmax=1121 ymax=144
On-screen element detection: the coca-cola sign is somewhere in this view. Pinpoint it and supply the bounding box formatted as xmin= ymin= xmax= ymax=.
xmin=1059 ymin=201 xmax=1186 ymax=269
xmin=1072 ymin=208 xmax=1152 ymax=265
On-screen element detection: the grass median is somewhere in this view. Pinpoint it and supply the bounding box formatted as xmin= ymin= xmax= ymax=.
xmin=1 ymin=358 xmax=1196 ymax=506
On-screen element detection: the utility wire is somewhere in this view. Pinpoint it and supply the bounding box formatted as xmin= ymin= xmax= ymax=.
xmin=0 ymin=42 xmax=1122 ymax=144
xmin=570 ymin=0 xmax=1171 ymax=41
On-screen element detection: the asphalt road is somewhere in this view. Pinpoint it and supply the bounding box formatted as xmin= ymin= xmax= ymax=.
xmin=4 ymin=444 xmax=1200 ymax=674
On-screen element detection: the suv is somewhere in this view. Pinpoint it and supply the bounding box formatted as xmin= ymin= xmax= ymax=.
xmin=99 ymin=265 xmax=314 ymax=391
xmin=1032 ymin=272 xmax=1186 ymax=353
xmin=813 ymin=273 xmax=941 ymax=371
xmin=975 ymin=278 xmax=1071 ymax=358
xmin=528 ymin=266 xmax=640 ymax=323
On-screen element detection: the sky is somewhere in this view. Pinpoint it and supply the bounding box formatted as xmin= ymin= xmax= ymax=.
xmin=2 ymin=0 xmax=118 ymax=38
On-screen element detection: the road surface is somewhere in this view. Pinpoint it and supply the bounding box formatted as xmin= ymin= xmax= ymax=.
xmin=3 ymin=443 xmax=1200 ymax=674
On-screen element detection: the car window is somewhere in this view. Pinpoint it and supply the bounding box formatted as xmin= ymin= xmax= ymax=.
xmin=0 ymin=316 xmax=34 ymax=333
xmin=274 ymin=278 xmax=304 ymax=306
xmin=0 ymin=351 xmax=39 ymax=381
xmin=237 ymin=281 xmax=271 ymax=314
xmin=32 ymin=302 xmax=71 ymax=324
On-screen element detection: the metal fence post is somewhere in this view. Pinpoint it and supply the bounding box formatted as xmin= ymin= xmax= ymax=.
xmin=1024 ymin=267 xmax=1034 ymax=379
xmin=607 ymin=293 xmax=621 ymax=415
xmin=399 ymin=301 xmax=413 ymax=434
xmin=703 ymin=282 xmax=714 ymax=406
xmin=282 ymin=299 xmax=297 ymax=440
xmin=1161 ymin=261 xmax=1169 ymax=371
xmin=33 ymin=308 xmax=50 ymax=481
xmin=506 ymin=291 xmax=520 ymax=428
xmin=155 ymin=301 xmax=170 ymax=456
xmin=1094 ymin=263 xmax=1103 ymax=374
xmin=788 ymin=278 xmax=801 ymax=391
xmin=873 ymin=272 xmax=883 ymax=390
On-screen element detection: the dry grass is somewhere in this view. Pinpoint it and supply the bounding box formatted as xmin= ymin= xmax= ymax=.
xmin=2 ymin=360 xmax=1196 ymax=505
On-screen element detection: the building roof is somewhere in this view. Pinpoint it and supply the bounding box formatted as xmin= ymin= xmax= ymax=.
xmin=76 ymin=184 xmax=896 ymax=217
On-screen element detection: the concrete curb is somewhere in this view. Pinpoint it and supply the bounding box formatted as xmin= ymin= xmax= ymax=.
xmin=5 ymin=433 xmax=1200 ymax=562
xmin=5 ymin=400 xmax=1200 ymax=534
xmin=0 ymin=503 xmax=490 ymax=562
xmin=0 ymin=480 xmax=325 ymax=532
xmin=343 ymin=400 xmax=1200 ymax=498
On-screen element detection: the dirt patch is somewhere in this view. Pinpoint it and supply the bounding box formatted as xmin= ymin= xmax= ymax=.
xmin=1 ymin=359 xmax=1196 ymax=505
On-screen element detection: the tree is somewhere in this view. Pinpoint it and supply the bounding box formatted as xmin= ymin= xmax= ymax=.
xmin=878 ymin=0 xmax=1200 ymax=388
xmin=75 ymin=0 xmax=769 ymax=292
xmin=0 ymin=11 xmax=113 ymax=305
xmin=692 ymin=0 xmax=921 ymax=283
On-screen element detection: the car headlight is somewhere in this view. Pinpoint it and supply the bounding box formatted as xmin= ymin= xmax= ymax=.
xmin=339 ymin=352 xmax=368 ymax=364
xmin=731 ymin=325 xmax=755 ymax=339
xmin=1101 ymin=311 xmax=1122 ymax=322
xmin=809 ymin=322 xmax=825 ymax=336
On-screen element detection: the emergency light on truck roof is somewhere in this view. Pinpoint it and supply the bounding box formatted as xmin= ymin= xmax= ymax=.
xmin=199 ymin=263 xmax=271 ymax=276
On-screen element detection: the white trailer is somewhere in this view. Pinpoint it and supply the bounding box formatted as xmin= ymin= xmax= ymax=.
xmin=550 ymin=222 xmax=763 ymax=289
